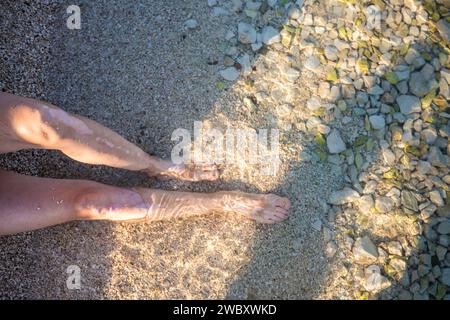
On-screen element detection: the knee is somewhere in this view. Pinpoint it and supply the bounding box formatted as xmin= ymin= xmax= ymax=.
xmin=8 ymin=103 xmax=62 ymax=148
xmin=72 ymin=185 xmax=105 ymax=220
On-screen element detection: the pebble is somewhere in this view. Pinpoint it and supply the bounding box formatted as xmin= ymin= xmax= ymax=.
xmin=409 ymin=64 xmax=438 ymax=97
xmin=328 ymin=187 xmax=360 ymax=205
xmin=304 ymin=55 xmax=321 ymax=72
xmin=358 ymin=195 xmax=374 ymax=212
xmin=324 ymin=45 xmax=338 ymax=61
xmin=369 ymin=115 xmax=385 ymax=130
xmin=396 ymin=95 xmax=421 ymax=114
xmin=437 ymin=204 xmax=450 ymax=218
xmin=352 ymin=236 xmax=379 ymax=264
xmin=429 ymin=190 xmax=444 ymax=207
xmin=436 ymin=19 xmax=450 ymax=43
xmin=327 ymin=129 xmax=346 ymax=154
xmin=238 ymin=22 xmax=257 ymax=44
xmin=437 ymin=221 xmax=450 ymax=235
xmin=183 ymin=19 xmax=198 ymax=30
xmin=219 ymin=67 xmax=240 ymax=81
xmin=381 ymin=148 xmax=395 ymax=166
xmin=402 ymin=190 xmax=419 ymax=212
xmin=441 ymin=268 xmax=450 ymax=286
xmin=306 ymin=97 xmax=321 ymax=111
xmin=375 ymin=197 xmax=394 ymax=213
xmin=261 ymin=26 xmax=280 ymax=45
xmin=364 ymin=265 xmax=390 ymax=292
xmin=421 ymin=128 xmax=437 ymax=145
xmin=212 ymin=7 xmax=229 ymax=16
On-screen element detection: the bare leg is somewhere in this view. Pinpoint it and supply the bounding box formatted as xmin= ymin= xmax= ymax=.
xmin=0 ymin=92 xmax=218 ymax=181
xmin=0 ymin=170 xmax=290 ymax=235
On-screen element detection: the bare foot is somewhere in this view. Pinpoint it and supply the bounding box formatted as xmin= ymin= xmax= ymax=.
xmin=145 ymin=160 xmax=219 ymax=182
xmin=219 ymin=191 xmax=291 ymax=224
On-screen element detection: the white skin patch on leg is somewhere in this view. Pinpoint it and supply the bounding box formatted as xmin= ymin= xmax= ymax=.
xmin=95 ymin=137 xmax=115 ymax=148
xmin=41 ymin=105 xmax=93 ymax=135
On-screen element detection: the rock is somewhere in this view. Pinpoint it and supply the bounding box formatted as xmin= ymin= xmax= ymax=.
xmin=429 ymin=190 xmax=444 ymax=207
xmin=219 ymin=67 xmax=239 ymax=81
xmin=390 ymin=257 xmax=407 ymax=273
xmin=212 ymin=7 xmax=229 ymax=16
xmin=353 ymin=236 xmax=379 ymax=264
xmin=375 ymin=196 xmax=395 ymax=213
xmin=428 ymin=147 xmax=449 ymax=168
xmin=386 ymin=241 xmax=403 ymax=256
xmin=441 ymin=69 xmax=450 ymax=85
xmin=398 ymin=290 xmax=413 ymax=300
xmin=304 ymin=55 xmax=321 ymax=72
xmin=207 ymin=0 xmax=217 ymax=7
xmin=324 ymin=45 xmax=338 ymax=61
xmin=276 ymin=104 xmax=293 ymax=117
xmin=364 ymin=265 xmax=390 ymax=292
xmin=303 ymin=13 xmax=313 ymax=26
xmin=312 ymin=218 xmax=322 ymax=232
xmin=437 ymin=246 xmax=447 ymax=261
xmin=363 ymin=180 xmax=377 ymax=194
xmin=437 ymin=204 xmax=450 ymax=218
xmin=328 ymin=187 xmax=360 ymax=205
xmin=402 ymin=190 xmax=418 ymax=212
xmin=417 ymin=160 xmax=432 ymax=175
xmin=238 ymin=22 xmax=257 ymax=44
xmin=329 ymin=86 xmax=341 ymax=102
xmin=404 ymin=0 xmax=420 ymax=11
xmin=325 ymin=241 xmax=338 ymax=258
xmin=421 ymin=128 xmax=437 ymax=145
xmin=396 ymin=95 xmax=421 ymax=114
xmin=183 ymin=19 xmax=198 ymax=30
xmin=285 ymin=67 xmax=300 ymax=82
xmin=437 ymin=221 xmax=450 ymax=235
xmin=437 ymin=19 xmax=450 ymax=43
xmin=367 ymin=85 xmax=384 ymax=95
xmin=261 ymin=26 xmax=280 ymax=45
xmin=405 ymin=48 xmax=420 ymax=65
xmin=306 ymin=97 xmax=321 ymax=111
xmin=237 ymin=54 xmax=251 ymax=74
xmin=327 ymin=129 xmax=346 ymax=154
xmin=369 ymin=115 xmax=385 ymax=130
xmin=318 ymin=82 xmax=330 ymax=99
xmin=381 ymin=148 xmax=396 ymax=166
xmin=441 ymin=268 xmax=450 ymax=286
xmin=334 ymin=38 xmax=349 ymax=51
xmin=358 ymin=195 xmax=374 ymax=212
xmin=409 ymin=64 xmax=439 ymax=97
xmin=440 ymin=235 xmax=450 ymax=248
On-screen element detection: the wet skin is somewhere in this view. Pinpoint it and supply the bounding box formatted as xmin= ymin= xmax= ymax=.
xmin=0 ymin=93 xmax=290 ymax=235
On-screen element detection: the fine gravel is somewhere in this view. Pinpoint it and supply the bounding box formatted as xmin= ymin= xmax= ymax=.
xmin=0 ymin=0 xmax=341 ymax=299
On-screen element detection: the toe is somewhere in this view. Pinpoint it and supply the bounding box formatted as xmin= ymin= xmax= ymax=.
xmin=275 ymin=197 xmax=291 ymax=210
xmin=275 ymin=207 xmax=289 ymax=217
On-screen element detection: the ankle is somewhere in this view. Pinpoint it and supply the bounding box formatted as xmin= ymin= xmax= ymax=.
xmin=144 ymin=158 xmax=172 ymax=176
